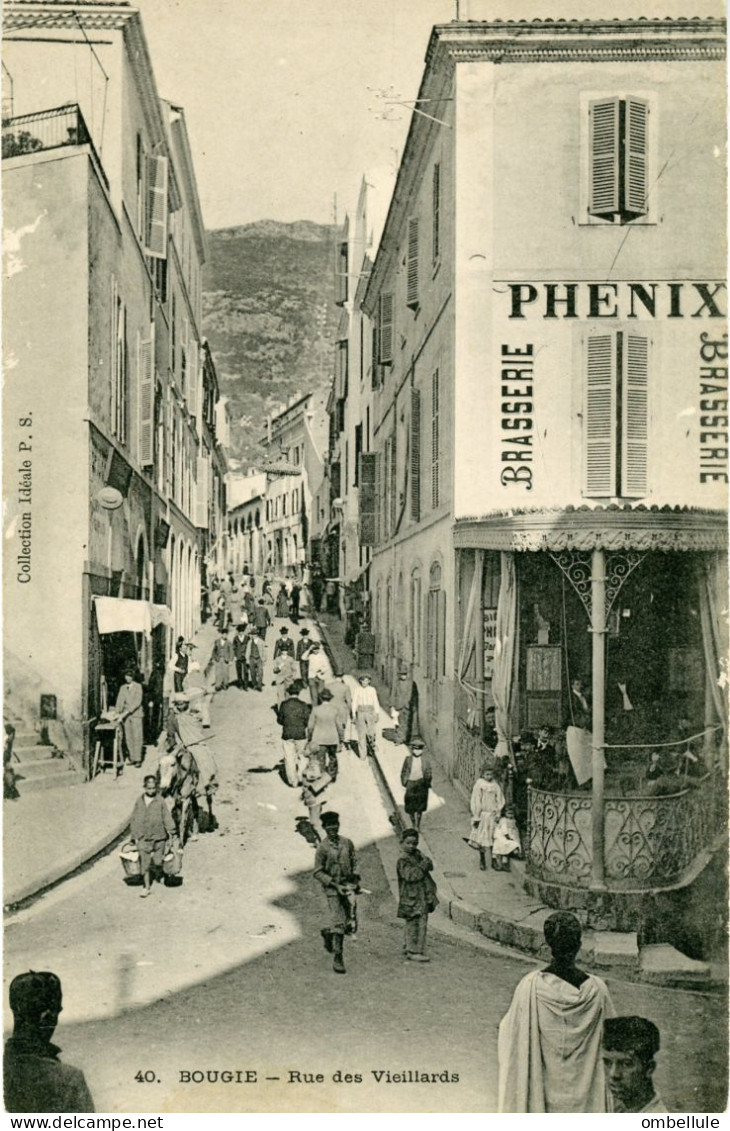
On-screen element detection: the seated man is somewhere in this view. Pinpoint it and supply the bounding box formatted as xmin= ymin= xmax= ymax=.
xmin=603 ymin=1016 xmax=667 ymax=1113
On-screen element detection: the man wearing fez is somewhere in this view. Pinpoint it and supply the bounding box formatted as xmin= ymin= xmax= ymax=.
xmin=4 ymin=971 xmax=95 ymax=1112
xmin=603 ymin=1016 xmax=668 ymax=1113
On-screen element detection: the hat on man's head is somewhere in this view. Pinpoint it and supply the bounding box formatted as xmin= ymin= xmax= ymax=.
xmin=603 ymin=1017 xmax=660 ymax=1063
xmin=9 ymin=972 xmax=62 ymax=1018
xmin=410 ymin=738 xmax=426 ymax=750
xmin=300 ymin=628 xmax=310 ymax=636
xmin=321 ymin=811 xmax=340 ymax=827
xmin=143 ymin=774 xmax=158 ymax=785
xmin=171 ymin=690 xmax=189 ymax=703
xmin=279 ymin=627 xmax=289 ymax=634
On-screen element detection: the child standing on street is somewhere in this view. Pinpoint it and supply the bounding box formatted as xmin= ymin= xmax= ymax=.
xmin=396 ymin=828 xmax=438 ymax=962
xmin=468 ymin=765 xmax=505 ymax=871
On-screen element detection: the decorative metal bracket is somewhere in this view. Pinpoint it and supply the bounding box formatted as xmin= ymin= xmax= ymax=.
xmin=604 ymin=550 xmax=647 ymax=618
xmin=549 ymin=549 xmax=648 ymax=619
xmin=549 ymin=550 xmax=592 ymax=616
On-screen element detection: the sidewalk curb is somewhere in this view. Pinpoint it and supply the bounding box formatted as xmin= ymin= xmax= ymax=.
xmin=5 ymin=817 xmax=130 ymax=910
xmin=4 ymin=624 xmax=219 ymax=913
xmin=314 ymin=613 xmax=724 ymax=991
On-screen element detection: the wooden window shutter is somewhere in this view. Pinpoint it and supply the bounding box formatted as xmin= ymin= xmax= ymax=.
xmin=379 ymin=293 xmax=394 ymax=365
xmin=335 ymin=240 xmax=348 ymax=306
xmin=406 ymin=217 xmax=419 ymax=309
xmin=622 ymin=332 xmax=649 ymax=497
xmin=371 ymin=321 xmax=379 ymax=388
xmin=410 ymin=387 xmax=421 ymax=522
xmin=588 ymin=98 xmax=620 ymax=219
xmin=390 ymin=424 xmax=397 ymax=532
xmin=359 ymin=452 xmax=377 ymax=546
xmin=110 ymin=276 xmax=118 ymax=429
xmin=624 ymin=98 xmax=649 ymax=218
xmin=432 ymin=164 xmax=441 ymax=262
xmin=431 ymin=368 xmax=440 ymax=508
xmin=181 ymin=317 xmax=189 ymax=395
xmin=426 ymin=589 xmax=437 ymax=680
xmin=138 ymin=323 xmax=155 ymax=468
xmin=438 ymin=588 xmax=447 ymax=678
xmin=195 ymin=455 xmax=209 ymax=528
xmin=584 ymin=334 xmax=617 ymax=497
xmin=144 ymin=155 xmax=168 ymax=259
xmin=337 ymin=340 xmax=349 ymax=397
xmin=187 ymin=336 xmax=199 ymax=421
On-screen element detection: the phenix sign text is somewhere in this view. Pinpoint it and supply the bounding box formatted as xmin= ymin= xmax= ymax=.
xmin=507 ymin=282 xmax=727 ymax=320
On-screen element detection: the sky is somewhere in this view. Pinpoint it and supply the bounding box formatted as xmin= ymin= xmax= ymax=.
xmin=136 ymin=0 xmax=726 ymax=232
xmin=136 ymin=0 xmax=451 ymax=231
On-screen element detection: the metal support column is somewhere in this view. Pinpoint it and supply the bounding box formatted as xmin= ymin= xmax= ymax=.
xmin=474 ymin=549 xmax=485 ymax=733
xmin=591 ymin=547 xmax=607 ymax=890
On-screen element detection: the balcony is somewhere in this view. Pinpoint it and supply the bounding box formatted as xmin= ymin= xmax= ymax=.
xmin=526 ymin=772 xmax=726 ymax=893
xmin=2 ymin=104 xmax=107 ymax=187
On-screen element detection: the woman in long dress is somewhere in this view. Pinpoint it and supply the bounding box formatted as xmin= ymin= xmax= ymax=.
xmin=275 ymin=584 xmax=290 ymax=619
xmin=468 ymin=765 xmax=505 ymax=870
xmin=115 ymin=669 xmax=144 ymax=766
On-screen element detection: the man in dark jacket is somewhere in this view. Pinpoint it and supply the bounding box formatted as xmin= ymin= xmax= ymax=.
xmin=276 ymin=682 xmax=311 ymax=786
xmin=247 ymin=626 xmax=267 ymax=690
xmin=253 ymin=599 xmax=272 ymax=640
xmin=273 ymin=626 xmax=296 ymax=660
xmin=232 ymin=623 xmax=250 ymax=689
xmin=4 ymin=972 xmax=95 ymax=1113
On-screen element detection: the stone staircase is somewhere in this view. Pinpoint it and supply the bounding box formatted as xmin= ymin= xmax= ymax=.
xmin=9 ymin=728 xmax=83 ymax=794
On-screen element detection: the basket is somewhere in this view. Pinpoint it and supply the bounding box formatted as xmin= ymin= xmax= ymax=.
xmin=119 ymin=842 xmax=141 ymax=877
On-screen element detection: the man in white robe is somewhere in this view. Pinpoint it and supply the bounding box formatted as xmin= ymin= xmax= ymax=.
xmin=498 ymin=911 xmax=615 ymax=1113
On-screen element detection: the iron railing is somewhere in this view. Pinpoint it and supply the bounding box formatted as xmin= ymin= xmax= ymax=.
xmin=454 ymin=717 xmax=495 ymax=795
xmin=527 ymin=773 xmax=726 ymax=892
xmin=2 ymin=104 xmax=107 ymax=186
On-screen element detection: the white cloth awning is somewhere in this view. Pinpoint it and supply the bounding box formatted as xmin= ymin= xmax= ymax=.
xmin=94 ymin=597 xmax=171 ymax=636
xmin=151 ymin=604 xmax=172 ymax=629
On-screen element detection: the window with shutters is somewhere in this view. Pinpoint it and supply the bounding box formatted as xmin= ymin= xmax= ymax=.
xmin=110 ymin=279 xmax=128 ymax=444
xmin=144 ymin=154 xmax=168 ymax=258
xmin=410 ymin=387 xmax=421 ymax=522
xmin=432 ymin=163 xmax=441 ymax=264
xmin=137 ymin=324 xmax=154 ymax=469
xmin=378 ymin=292 xmax=394 ymax=366
xmin=588 ymin=97 xmax=650 ymax=223
xmin=431 ymin=368 xmax=440 ymax=509
xmin=583 ymin=330 xmax=649 ymax=499
xmin=335 ymin=240 xmax=348 ymax=306
xmin=406 ymin=217 xmax=419 ymax=310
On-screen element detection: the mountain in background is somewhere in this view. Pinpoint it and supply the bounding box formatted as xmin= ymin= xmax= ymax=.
xmin=202 ymin=220 xmax=340 ymax=469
